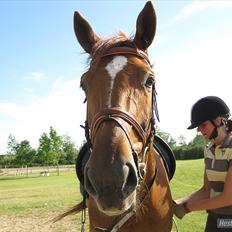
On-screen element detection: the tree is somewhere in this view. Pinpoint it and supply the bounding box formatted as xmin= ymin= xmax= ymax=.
xmin=38 ymin=132 xmax=50 ymax=165
xmin=177 ymin=135 xmax=187 ymax=147
xmin=5 ymin=136 xmax=36 ymax=167
xmin=15 ymin=140 xmax=36 ymax=167
xmin=61 ymin=135 xmax=78 ymax=164
xmin=173 ymin=134 xmax=205 ymax=160
xmin=0 ymin=155 xmax=15 ymax=168
xmin=37 ymin=127 xmax=63 ymax=166
xmin=156 ymin=127 xmax=176 ymax=150
xmin=189 ymin=134 xmax=206 ymax=148
xmin=49 ymin=127 xmax=63 ymax=155
xmin=7 ymin=134 xmax=18 ymax=155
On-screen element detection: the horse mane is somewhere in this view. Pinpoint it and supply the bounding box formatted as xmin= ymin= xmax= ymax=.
xmin=88 ymin=31 xmax=136 ymax=66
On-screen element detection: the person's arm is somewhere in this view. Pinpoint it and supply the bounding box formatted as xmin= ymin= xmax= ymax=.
xmin=175 ymin=169 xmax=210 ymax=204
xmin=186 ymin=166 xmax=232 ymax=211
xmin=173 ymin=169 xmax=210 ymax=219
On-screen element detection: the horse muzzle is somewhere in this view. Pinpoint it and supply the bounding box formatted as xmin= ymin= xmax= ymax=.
xmin=84 ymin=156 xmax=138 ymax=216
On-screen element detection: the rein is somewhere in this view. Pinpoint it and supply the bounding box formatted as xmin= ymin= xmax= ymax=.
xmin=81 ymin=46 xmax=159 ymax=232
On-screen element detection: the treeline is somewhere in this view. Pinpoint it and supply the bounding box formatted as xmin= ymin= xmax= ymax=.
xmin=0 ymin=127 xmax=205 ymax=168
xmin=0 ymin=127 xmax=81 ymax=168
xmin=157 ymin=128 xmax=206 ymax=160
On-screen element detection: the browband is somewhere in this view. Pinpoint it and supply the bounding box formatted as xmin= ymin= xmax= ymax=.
xmin=101 ymin=47 xmax=151 ymax=65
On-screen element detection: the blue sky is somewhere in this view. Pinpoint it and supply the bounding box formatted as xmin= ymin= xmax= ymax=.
xmin=1 ymin=1 xmax=232 ymax=154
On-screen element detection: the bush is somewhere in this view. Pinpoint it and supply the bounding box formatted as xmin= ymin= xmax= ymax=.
xmin=173 ymin=147 xmax=204 ymax=160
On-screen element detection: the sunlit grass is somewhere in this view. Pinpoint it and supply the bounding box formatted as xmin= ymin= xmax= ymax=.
xmin=0 ymin=161 xmax=207 ymax=231
xmin=170 ymin=159 xmax=207 ymax=232
xmin=0 ymin=172 xmax=81 ymax=214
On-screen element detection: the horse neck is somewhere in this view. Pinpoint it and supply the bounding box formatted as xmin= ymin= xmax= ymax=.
xmin=141 ymin=144 xmax=173 ymax=222
xmin=143 ymin=144 xmax=158 ymax=186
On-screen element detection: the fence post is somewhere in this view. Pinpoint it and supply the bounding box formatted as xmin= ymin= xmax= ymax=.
xmin=57 ymin=165 xmax=60 ymax=176
xmin=26 ymin=165 xmax=29 ymax=177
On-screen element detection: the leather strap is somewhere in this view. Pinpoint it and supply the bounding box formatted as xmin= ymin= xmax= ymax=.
xmin=91 ymin=107 xmax=147 ymax=146
xmin=101 ymin=47 xmax=151 ymax=65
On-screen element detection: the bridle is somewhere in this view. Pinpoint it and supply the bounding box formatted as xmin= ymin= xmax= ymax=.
xmin=83 ymin=46 xmax=159 ymax=178
xmin=81 ymin=46 xmax=159 ymax=232
xmin=82 ymin=46 xmax=159 ymax=184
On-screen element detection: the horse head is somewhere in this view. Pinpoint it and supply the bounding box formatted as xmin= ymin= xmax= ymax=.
xmin=74 ymin=1 xmax=157 ymax=217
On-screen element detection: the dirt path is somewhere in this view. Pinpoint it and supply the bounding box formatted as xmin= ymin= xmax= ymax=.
xmin=0 ymin=212 xmax=82 ymax=232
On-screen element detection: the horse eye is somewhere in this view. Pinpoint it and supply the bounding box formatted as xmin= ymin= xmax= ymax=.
xmin=80 ymin=82 xmax=87 ymax=92
xmin=80 ymin=82 xmax=87 ymax=103
xmin=145 ymin=75 xmax=155 ymax=88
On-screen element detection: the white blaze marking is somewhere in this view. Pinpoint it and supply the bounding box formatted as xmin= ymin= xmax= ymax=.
xmin=105 ymin=56 xmax=128 ymax=107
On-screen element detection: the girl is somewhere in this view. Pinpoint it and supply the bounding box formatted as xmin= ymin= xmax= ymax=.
xmin=174 ymin=96 xmax=232 ymax=232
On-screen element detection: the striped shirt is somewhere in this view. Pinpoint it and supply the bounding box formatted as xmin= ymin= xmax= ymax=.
xmin=204 ymin=133 xmax=232 ymax=215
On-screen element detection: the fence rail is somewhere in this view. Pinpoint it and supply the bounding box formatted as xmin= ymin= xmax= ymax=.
xmin=0 ymin=165 xmax=75 ymax=177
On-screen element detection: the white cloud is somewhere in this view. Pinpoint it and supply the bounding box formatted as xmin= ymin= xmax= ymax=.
xmin=0 ymin=78 xmax=86 ymax=153
xmin=24 ymin=87 xmax=33 ymax=93
xmin=167 ymin=1 xmax=232 ymax=25
xmin=31 ymin=72 xmax=44 ymax=81
xmin=210 ymin=1 xmax=232 ymax=10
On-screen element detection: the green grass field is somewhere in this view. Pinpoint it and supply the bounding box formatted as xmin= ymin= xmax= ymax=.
xmin=170 ymin=159 xmax=207 ymax=232
xmin=0 ymin=172 xmax=83 ymax=231
xmin=0 ymin=160 xmax=207 ymax=232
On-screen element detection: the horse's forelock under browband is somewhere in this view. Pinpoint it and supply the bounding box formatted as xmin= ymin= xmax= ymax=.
xmin=100 ymin=46 xmax=151 ymax=66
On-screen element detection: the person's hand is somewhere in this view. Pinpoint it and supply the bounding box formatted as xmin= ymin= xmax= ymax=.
xmin=173 ymin=202 xmax=189 ymax=219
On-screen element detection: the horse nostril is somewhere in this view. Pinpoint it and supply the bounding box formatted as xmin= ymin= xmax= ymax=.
xmin=122 ymin=163 xmax=138 ymax=196
xmin=85 ymin=167 xmax=97 ymax=197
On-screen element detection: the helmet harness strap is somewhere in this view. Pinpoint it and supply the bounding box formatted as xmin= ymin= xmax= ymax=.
xmin=209 ymin=119 xmax=221 ymax=140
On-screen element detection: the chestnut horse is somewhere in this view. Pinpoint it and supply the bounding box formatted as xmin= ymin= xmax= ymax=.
xmin=74 ymin=2 xmax=173 ymax=232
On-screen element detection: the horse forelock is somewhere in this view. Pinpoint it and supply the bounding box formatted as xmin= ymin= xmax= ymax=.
xmin=87 ymin=32 xmax=135 ymax=66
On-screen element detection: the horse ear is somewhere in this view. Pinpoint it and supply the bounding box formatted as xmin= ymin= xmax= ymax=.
xmin=73 ymin=11 xmax=100 ymax=54
xmin=134 ymin=1 xmax=156 ymax=51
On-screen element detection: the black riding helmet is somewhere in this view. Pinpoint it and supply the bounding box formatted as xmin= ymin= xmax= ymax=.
xmin=187 ymin=96 xmax=230 ymax=130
